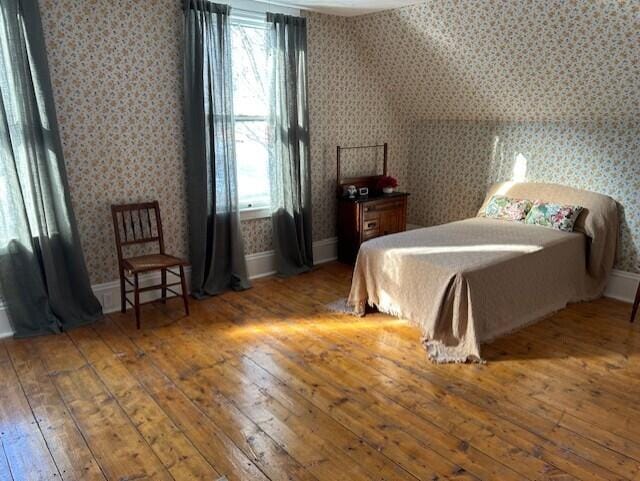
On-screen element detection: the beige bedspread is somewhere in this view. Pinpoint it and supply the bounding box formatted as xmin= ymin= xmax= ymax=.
xmin=347 ymin=182 xmax=618 ymax=363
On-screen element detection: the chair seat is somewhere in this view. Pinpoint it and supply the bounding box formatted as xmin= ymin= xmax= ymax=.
xmin=123 ymin=254 xmax=188 ymax=274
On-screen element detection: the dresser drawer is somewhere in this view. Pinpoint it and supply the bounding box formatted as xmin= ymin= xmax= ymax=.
xmin=362 ymin=217 xmax=380 ymax=240
xmin=337 ymin=193 xmax=408 ymax=263
xmin=362 ymin=227 xmax=380 ymax=241
xmin=363 ymin=201 xmax=404 ymax=214
xmin=363 ymin=211 xmax=379 ymax=221
xmin=363 ymin=218 xmax=380 ymax=231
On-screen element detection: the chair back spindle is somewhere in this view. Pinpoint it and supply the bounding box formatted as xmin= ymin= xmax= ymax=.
xmin=111 ymin=201 xmax=165 ymax=269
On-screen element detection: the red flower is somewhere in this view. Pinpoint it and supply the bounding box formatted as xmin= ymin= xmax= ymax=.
xmin=377 ymin=176 xmax=398 ymax=189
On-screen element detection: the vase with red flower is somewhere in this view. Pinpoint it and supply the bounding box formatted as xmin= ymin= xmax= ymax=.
xmin=377 ymin=175 xmax=398 ymax=194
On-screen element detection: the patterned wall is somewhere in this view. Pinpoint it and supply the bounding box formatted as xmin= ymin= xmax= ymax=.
xmin=40 ymin=2 xmax=406 ymax=283
xmin=40 ymin=0 xmax=639 ymax=282
xmin=351 ymin=0 xmax=639 ymax=122
xmin=348 ymin=0 xmax=639 ymax=272
xmin=406 ymin=121 xmax=640 ymax=272
xmin=306 ymin=12 xmax=411 ymax=242
xmin=41 ymin=0 xmax=187 ymax=284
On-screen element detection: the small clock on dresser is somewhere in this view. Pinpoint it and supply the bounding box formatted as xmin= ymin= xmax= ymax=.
xmin=335 ymin=143 xmax=409 ymax=264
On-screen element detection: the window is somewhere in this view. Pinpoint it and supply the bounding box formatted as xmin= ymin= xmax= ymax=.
xmin=231 ymin=17 xmax=271 ymax=216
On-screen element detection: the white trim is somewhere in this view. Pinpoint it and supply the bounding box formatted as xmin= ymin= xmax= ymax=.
xmin=313 ymin=237 xmax=339 ymax=263
xmin=0 ymin=237 xmax=338 ymax=339
xmin=227 ymin=0 xmax=299 ymax=19
xmin=240 ymin=207 xmax=271 ymax=221
xmin=0 ymin=308 xmax=9 ymax=340
xmin=604 ymin=269 xmax=640 ymax=304
xmin=245 ymin=236 xmax=338 ymax=279
xmin=245 ymin=250 xmax=277 ymax=279
xmin=230 ymin=10 xmax=268 ymax=29
xmin=1 ymin=239 xmax=634 ymax=339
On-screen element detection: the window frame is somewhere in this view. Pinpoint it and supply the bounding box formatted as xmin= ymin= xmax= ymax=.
xmin=234 ymin=114 xmax=271 ymax=220
xmin=230 ymin=12 xmax=271 ymax=219
xmin=229 ymin=2 xmax=298 ymax=220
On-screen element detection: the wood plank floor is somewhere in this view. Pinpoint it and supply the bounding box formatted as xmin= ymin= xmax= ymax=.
xmin=1 ymin=262 xmax=639 ymax=481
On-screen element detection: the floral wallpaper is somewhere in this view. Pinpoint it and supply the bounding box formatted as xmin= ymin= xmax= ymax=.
xmin=41 ymin=0 xmax=187 ymax=284
xmin=347 ymin=0 xmax=639 ymax=273
xmin=241 ymin=218 xmax=273 ymax=254
xmin=40 ymin=2 xmax=405 ymax=283
xmin=39 ymin=0 xmax=639 ymax=283
xmin=306 ymin=12 xmax=411 ymax=241
xmin=351 ymin=0 xmax=639 ymax=122
xmin=406 ymin=120 xmax=639 ymax=272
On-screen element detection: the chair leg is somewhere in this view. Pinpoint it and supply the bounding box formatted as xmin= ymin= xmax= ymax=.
xmin=179 ymin=265 xmax=189 ymax=316
xmin=631 ymin=281 xmax=640 ymax=323
xmin=119 ymin=268 xmax=126 ymax=313
xmin=134 ymin=273 xmax=141 ymax=329
xmin=161 ymin=268 xmax=167 ymax=304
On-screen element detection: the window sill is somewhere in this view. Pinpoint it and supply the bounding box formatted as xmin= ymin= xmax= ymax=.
xmin=240 ymin=207 xmax=271 ymax=221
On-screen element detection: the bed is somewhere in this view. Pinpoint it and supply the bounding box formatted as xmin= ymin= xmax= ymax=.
xmin=347 ymin=182 xmax=619 ymax=363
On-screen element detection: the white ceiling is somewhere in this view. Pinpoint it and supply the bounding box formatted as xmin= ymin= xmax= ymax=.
xmin=248 ymin=0 xmax=423 ymax=16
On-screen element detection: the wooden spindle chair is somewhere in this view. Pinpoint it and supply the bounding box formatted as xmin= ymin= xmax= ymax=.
xmin=111 ymin=201 xmax=189 ymax=328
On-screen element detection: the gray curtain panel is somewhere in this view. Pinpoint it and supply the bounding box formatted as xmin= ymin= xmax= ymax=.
xmin=183 ymin=0 xmax=250 ymax=297
xmin=267 ymin=13 xmax=313 ymax=276
xmin=0 ymin=0 xmax=102 ymax=337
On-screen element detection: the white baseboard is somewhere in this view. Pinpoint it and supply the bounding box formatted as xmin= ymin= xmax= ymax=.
xmin=1 ymin=238 xmax=635 ymax=339
xmin=0 ymin=237 xmax=338 ymax=338
xmin=246 ymin=236 xmax=338 ymax=279
xmin=0 ymin=308 xmax=9 ymax=340
xmin=604 ymin=269 xmax=639 ymax=303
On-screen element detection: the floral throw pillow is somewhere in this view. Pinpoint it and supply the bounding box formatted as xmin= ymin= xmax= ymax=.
xmin=484 ymin=195 xmax=533 ymax=221
xmin=524 ymin=201 xmax=584 ymax=232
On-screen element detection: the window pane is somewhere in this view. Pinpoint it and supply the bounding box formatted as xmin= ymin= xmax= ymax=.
xmin=235 ymin=120 xmax=270 ymax=209
xmin=231 ymin=24 xmax=268 ymax=118
xmin=231 ymin=21 xmax=271 ymax=210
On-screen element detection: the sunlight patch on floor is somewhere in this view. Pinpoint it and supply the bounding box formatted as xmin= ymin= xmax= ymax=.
xmin=226 ymin=315 xmax=406 ymax=338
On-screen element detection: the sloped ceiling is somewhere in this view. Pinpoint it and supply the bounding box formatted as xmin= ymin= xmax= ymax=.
xmin=350 ymin=0 xmax=639 ymax=122
xmin=262 ymin=0 xmax=423 ymax=16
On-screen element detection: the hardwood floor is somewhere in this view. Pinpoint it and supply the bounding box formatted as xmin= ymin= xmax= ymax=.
xmin=0 ymin=262 xmax=638 ymax=481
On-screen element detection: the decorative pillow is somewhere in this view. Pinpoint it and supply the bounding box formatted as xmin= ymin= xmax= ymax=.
xmin=524 ymin=201 xmax=584 ymax=232
xmin=484 ymin=195 xmax=533 ymax=221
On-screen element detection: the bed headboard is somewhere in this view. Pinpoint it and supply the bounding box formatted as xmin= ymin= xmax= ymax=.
xmin=478 ymin=181 xmax=619 ymax=293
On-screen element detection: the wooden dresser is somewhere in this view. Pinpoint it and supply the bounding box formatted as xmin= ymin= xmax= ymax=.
xmin=335 ymin=142 xmax=408 ymax=263
xmin=337 ymin=192 xmax=409 ymax=263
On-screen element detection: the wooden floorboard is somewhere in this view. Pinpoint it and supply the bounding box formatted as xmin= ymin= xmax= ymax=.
xmin=0 ymin=343 xmax=60 ymax=481
xmin=31 ymin=334 xmax=175 ymax=481
xmin=1 ymin=262 xmax=639 ymax=481
xmin=5 ymin=339 xmax=106 ymax=481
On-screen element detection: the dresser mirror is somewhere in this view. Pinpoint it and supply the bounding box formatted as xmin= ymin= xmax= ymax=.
xmin=336 ymin=143 xmax=388 ymax=196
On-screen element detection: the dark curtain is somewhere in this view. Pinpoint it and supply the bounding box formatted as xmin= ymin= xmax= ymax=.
xmin=267 ymin=12 xmax=313 ymax=276
xmin=183 ymin=0 xmax=250 ymax=297
xmin=0 ymin=0 xmax=102 ymax=337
